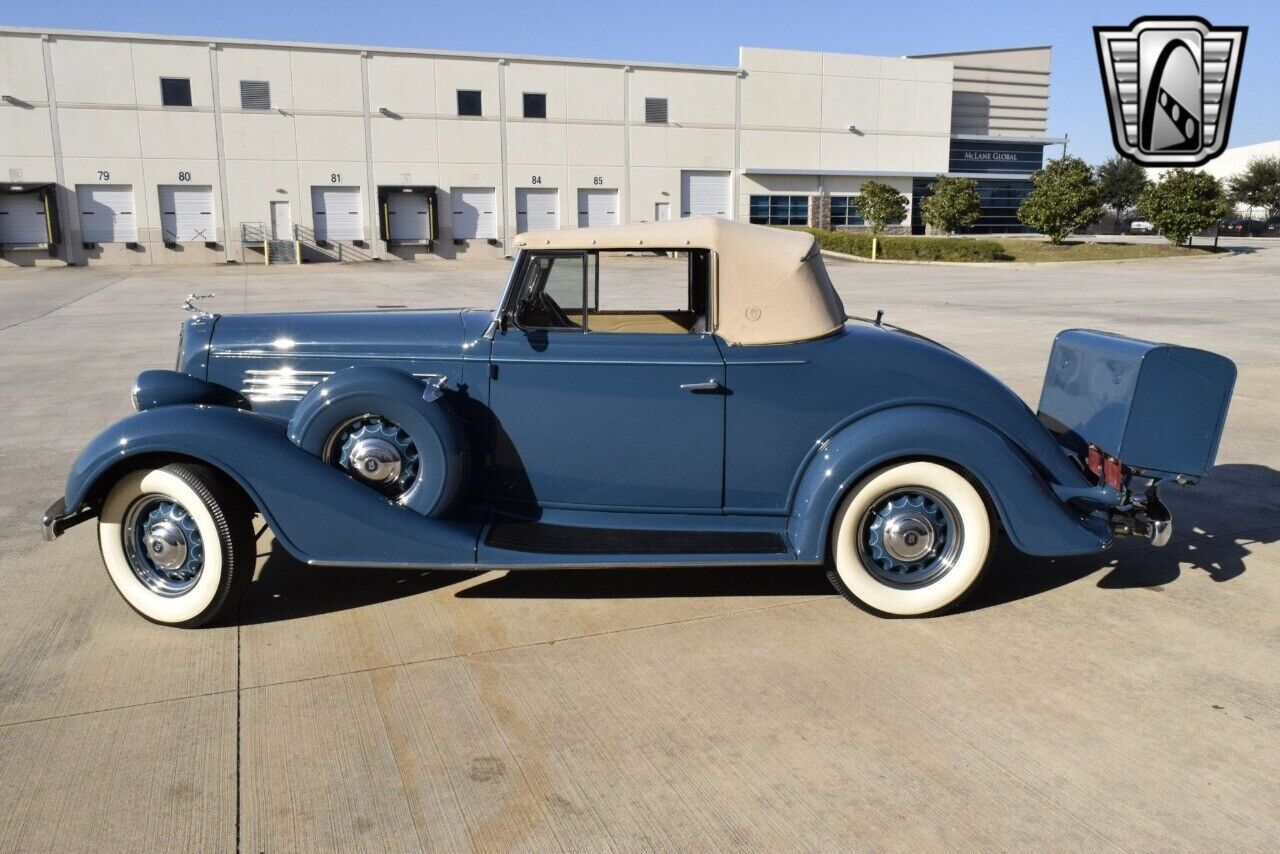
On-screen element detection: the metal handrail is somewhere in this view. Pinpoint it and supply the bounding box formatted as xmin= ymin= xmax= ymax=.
xmin=293 ymin=224 xmax=374 ymax=262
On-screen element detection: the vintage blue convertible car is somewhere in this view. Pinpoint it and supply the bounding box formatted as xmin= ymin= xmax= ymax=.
xmin=43 ymin=219 xmax=1236 ymax=626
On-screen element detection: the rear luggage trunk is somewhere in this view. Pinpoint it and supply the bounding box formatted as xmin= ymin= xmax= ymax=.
xmin=1037 ymin=329 xmax=1235 ymax=482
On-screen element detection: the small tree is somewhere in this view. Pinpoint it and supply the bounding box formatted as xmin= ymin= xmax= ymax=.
xmin=919 ymin=176 xmax=981 ymax=234
xmin=1227 ymin=155 xmax=1280 ymax=219
xmin=1137 ymin=169 xmax=1229 ymax=245
xmin=1016 ymin=155 xmax=1105 ymax=243
xmin=1096 ymin=156 xmax=1150 ymax=229
xmin=857 ymin=181 xmax=908 ymax=235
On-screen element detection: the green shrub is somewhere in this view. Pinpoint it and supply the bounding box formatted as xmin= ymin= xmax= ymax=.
xmin=1016 ymin=155 xmax=1105 ymax=243
xmin=798 ymin=227 xmax=1007 ymax=262
xmin=1138 ymin=169 xmax=1230 ymax=245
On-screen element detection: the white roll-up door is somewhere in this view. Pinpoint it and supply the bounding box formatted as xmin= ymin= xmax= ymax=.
xmin=515 ymin=188 xmax=559 ymax=233
xmin=0 ymin=193 xmax=49 ymax=245
xmin=311 ymin=186 xmax=363 ymax=241
xmin=158 ymin=185 xmax=216 ymax=242
xmin=680 ymin=170 xmax=730 ymax=218
xmin=386 ymin=190 xmax=431 ymax=242
xmin=451 ymin=187 xmax=497 ymax=239
xmin=76 ymin=185 xmax=137 ymax=243
xmin=577 ymin=189 xmax=619 ymax=228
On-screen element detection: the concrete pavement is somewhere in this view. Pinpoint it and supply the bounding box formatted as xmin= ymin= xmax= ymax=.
xmin=1 ymin=241 xmax=1277 ymax=850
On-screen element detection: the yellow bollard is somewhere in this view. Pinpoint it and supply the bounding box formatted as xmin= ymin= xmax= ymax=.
xmin=872 ymin=237 xmax=878 ymax=261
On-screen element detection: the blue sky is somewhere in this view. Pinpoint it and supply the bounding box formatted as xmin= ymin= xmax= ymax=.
xmin=4 ymin=0 xmax=1276 ymax=165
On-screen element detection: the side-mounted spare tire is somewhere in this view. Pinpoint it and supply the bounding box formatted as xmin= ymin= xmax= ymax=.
xmin=288 ymin=366 xmax=469 ymax=518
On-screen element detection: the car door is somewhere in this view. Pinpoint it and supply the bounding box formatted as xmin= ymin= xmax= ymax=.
xmin=487 ymin=250 xmax=725 ymax=510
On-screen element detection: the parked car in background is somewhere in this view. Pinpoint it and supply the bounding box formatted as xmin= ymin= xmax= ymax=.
xmin=42 ymin=219 xmax=1237 ymax=626
xmin=1220 ymin=219 xmax=1266 ymax=236
xmin=1264 ymin=218 xmax=1280 ymax=237
xmin=1127 ymin=220 xmax=1156 ymax=235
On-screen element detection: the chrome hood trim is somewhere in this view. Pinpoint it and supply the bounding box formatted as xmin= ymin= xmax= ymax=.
xmin=240 ymin=368 xmax=445 ymax=403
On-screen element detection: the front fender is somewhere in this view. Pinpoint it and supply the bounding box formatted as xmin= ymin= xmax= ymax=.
xmin=787 ymin=406 xmax=1111 ymax=561
xmin=64 ymin=405 xmax=479 ymax=567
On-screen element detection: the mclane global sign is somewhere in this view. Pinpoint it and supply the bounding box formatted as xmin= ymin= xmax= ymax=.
xmin=1095 ymin=16 xmax=1247 ymax=167
xmin=947 ymin=141 xmax=1044 ymax=175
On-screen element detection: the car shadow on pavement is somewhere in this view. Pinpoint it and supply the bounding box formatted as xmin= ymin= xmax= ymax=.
xmin=453 ymin=563 xmax=836 ymax=600
xmin=236 ymin=464 xmax=1277 ymax=623
xmin=238 ymin=547 xmax=482 ymax=625
xmin=958 ymin=463 xmax=1279 ymax=613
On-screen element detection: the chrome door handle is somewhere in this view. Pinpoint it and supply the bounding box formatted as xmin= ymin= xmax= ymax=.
xmin=680 ymin=379 xmax=722 ymax=392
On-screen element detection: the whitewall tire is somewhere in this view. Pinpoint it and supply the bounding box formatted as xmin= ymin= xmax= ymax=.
xmin=828 ymin=461 xmax=991 ymax=617
xmin=97 ymin=463 xmax=254 ymax=627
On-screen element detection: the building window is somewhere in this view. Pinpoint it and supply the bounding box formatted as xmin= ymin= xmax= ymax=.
xmin=160 ymin=77 xmax=192 ymax=107
xmin=239 ymin=80 xmax=271 ymax=110
xmin=457 ymin=89 xmax=482 ymax=116
xmin=522 ymin=92 xmax=546 ymax=119
xmin=911 ymin=178 xmax=1031 ymax=234
xmin=644 ymin=97 xmax=668 ymax=124
xmin=830 ymin=195 xmax=864 ymax=226
xmin=749 ymin=195 xmax=809 ymax=226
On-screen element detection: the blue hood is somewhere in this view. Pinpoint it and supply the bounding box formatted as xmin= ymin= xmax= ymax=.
xmin=198 ymin=308 xmax=480 ymax=418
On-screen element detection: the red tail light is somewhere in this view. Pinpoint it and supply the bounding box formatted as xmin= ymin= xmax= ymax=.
xmin=1086 ymin=445 xmax=1103 ymax=478
xmin=1085 ymin=444 xmax=1124 ymax=490
xmin=1103 ymin=456 xmax=1124 ymax=491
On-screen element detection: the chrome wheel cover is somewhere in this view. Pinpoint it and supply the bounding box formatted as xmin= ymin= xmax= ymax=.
xmin=122 ymin=495 xmax=204 ymax=597
xmin=857 ymin=487 xmax=963 ymax=588
xmin=326 ymin=415 xmax=419 ymax=497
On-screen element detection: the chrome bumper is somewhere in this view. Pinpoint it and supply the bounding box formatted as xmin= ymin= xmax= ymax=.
xmin=42 ymin=497 xmax=94 ymax=542
xmin=1136 ymin=507 xmax=1173 ymax=547
xmin=1111 ymin=495 xmax=1173 ymax=548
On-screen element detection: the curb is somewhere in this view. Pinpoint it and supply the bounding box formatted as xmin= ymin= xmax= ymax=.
xmin=819 ymin=247 xmax=1236 ymax=268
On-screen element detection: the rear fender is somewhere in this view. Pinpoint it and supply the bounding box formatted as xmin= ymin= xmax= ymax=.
xmin=787 ymin=406 xmax=1110 ymax=560
xmin=64 ymin=405 xmax=479 ymax=567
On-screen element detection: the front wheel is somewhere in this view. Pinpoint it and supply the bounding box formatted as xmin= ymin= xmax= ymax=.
xmin=828 ymin=461 xmax=991 ymax=617
xmin=98 ymin=463 xmax=255 ymax=627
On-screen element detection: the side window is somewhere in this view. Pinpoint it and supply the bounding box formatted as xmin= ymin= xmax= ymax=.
xmin=513 ymin=253 xmax=585 ymax=330
xmin=585 ymin=250 xmax=711 ymax=334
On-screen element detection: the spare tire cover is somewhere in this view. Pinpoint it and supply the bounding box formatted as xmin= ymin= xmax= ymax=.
xmin=288 ymin=366 xmax=468 ymax=518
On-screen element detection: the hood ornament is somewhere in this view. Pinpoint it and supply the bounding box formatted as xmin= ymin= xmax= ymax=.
xmin=182 ymin=293 xmax=216 ymax=318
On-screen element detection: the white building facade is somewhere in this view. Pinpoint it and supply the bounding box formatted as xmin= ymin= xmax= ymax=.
xmin=0 ymin=27 xmax=1060 ymax=267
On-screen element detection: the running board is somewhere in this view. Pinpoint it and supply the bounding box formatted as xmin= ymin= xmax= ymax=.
xmin=484 ymin=521 xmax=788 ymax=556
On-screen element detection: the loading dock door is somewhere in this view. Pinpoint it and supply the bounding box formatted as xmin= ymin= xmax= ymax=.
xmin=0 ymin=193 xmax=49 ymax=245
xmin=451 ymin=187 xmax=497 ymax=239
xmin=680 ymin=170 xmax=730 ymax=218
xmin=158 ymin=185 xmax=215 ymax=242
xmin=76 ymin=185 xmax=137 ymax=243
xmin=386 ymin=190 xmax=432 ymax=242
xmin=311 ymin=186 xmax=363 ymax=241
xmin=577 ymin=189 xmax=619 ymax=228
xmin=515 ymin=188 xmax=559 ymax=233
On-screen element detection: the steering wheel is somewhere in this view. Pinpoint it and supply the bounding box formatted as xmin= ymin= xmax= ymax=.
xmin=522 ymin=289 xmax=575 ymax=329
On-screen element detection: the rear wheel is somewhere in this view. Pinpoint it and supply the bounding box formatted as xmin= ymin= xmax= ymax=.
xmin=98 ymin=463 xmax=254 ymax=627
xmin=828 ymin=461 xmax=991 ymax=617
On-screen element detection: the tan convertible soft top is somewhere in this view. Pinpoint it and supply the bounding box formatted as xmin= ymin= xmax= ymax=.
xmin=513 ymin=217 xmax=847 ymax=346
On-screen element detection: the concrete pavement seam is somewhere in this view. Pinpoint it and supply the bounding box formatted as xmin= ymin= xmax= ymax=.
xmin=0 ymin=595 xmax=833 ymax=730
xmin=0 ymin=275 xmax=128 ymax=334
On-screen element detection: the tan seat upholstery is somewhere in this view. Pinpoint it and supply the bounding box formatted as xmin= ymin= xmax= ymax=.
xmin=587 ymin=311 xmax=697 ymax=334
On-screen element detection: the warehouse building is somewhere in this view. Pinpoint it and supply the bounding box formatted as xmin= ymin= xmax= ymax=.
xmin=0 ymin=27 xmax=1062 ymax=267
